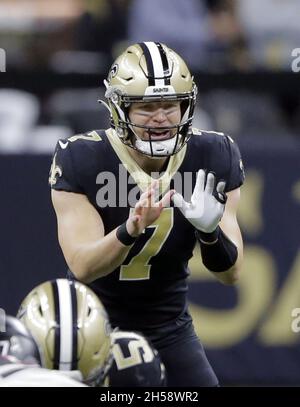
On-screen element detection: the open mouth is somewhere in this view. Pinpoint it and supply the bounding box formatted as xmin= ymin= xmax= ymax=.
xmin=145 ymin=130 xmax=173 ymax=141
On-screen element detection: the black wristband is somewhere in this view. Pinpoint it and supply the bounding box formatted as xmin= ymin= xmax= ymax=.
xmin=116 ymin=222 xmax=137 ymax=246
xmin=195 ymin=227 xmax=238 ymax=272
xmin=196 ymin=227 xmax=220 ymax=244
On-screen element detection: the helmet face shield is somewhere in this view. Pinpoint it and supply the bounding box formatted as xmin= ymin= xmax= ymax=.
xmin=103 ymin=42 xmax=197 ymax=157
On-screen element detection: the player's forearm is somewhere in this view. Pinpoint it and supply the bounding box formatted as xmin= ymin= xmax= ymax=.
xmin=209 ymin=210 xmax=244 ymax=285
xmin=69 ymin=228 xmax=133 ymax=283
xmin=210 ymin=248 xmax=243 ymax=285
xmin=197 ymin=225 xmax=243 ymax=285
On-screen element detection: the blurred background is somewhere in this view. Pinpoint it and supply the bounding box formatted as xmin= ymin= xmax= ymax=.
xmin=0 ymin=0 xmax=299 ymax=386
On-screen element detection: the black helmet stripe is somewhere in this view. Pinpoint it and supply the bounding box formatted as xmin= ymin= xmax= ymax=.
xmin=70 ymin=281 xmax=78 ymax=370
xmin=52 ymin=279 xmax=77 ymax=371
xmin=155 ymin=42 xmax=171 ymax=85
xmin=139 ymin=42 xmax=170 ymax=87
xmin=138 ymin=42 xmax=155 ymax=86
xmin=51 ymin=280 xmax=60 ymax=370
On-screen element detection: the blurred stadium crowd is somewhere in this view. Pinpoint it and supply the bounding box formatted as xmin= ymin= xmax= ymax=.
xmin=0 ymin=0 xmax=300 ymax=153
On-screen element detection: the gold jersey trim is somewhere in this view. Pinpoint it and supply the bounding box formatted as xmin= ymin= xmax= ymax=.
xmin=105 ymin=128 xmax=187 ymax=195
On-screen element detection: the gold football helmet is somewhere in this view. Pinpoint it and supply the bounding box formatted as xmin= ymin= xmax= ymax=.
xmin=17 ymin=279 xmax=112 ymax=386
xmin=102 ymin=42 xmax=197 ymax=157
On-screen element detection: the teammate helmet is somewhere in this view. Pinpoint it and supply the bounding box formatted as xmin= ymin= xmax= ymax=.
xmin=103 ymin=42 xmax=197 ymax=158
xmin=107 ymin=330 xmax=166 ymax=387
xmin=0 ymin=315 xmax=41 ymax=364
xmin=17 ymin=279 xmax=112 ymax=386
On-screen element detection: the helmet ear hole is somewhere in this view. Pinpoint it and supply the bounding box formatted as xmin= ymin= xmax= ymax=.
xmin=38 ymin=305 xmax=43 ymax=316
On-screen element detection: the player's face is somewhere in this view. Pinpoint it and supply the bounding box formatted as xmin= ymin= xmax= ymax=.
xmin=128 ymin=101 xmax=181 ymax=141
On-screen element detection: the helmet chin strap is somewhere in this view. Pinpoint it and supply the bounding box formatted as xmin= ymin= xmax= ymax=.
xmin=97 ymin=98 xmax=112 ymax=115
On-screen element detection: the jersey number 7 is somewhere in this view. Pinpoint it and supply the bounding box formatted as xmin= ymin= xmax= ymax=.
xmin=120 ymin=208 xmax=173 ymax=281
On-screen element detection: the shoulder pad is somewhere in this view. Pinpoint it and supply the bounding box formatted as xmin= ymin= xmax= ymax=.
xmin=192 ymin=128 xmax=227 ymax=138
xmin=192 ymin=127 xmax=203 ymax=136
xmin=67 ymin=130 xmax=102 ymax=143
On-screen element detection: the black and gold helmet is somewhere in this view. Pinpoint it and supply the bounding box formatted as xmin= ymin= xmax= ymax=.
xmin=17 ymin=279 xmax=112 ymax=386
xmin=103 ymin=42 xmax=197 ymax=157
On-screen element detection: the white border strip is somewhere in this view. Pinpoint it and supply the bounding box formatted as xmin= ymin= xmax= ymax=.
xmin=57 ymin=279 xmax=73 ymax=370
xmin=144 ymin=42 xmax=165 ymax=87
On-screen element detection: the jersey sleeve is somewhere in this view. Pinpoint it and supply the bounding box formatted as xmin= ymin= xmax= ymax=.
xmin=200 ymin=131 xmax=245 ymax=192
xmin=49 ymin=140 xmax=84 ymax=193
xmin=224 ymin=135 xmax=245 ymax=192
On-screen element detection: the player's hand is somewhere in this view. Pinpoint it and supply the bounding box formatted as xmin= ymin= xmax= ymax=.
xmin=172 ymin=170 xmax=226 ymax=233
xmin=126 ymin=180 xmax=174 ymax=237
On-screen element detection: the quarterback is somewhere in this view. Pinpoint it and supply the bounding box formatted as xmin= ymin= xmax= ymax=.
xmin=50 ymin=42 xmax=245 ymax=386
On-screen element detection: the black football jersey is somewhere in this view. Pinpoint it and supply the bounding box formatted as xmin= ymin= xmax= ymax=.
xmin=50 ymin=128 xmax=245 ymax=330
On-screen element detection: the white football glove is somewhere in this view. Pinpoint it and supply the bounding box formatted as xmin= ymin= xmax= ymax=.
xmin=172 ymin=170 xmax=227 ymax=233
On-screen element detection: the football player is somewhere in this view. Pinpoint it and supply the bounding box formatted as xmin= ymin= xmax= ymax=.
xmin=49 ymin=42 xmax=245 ymax=386
xmin=17 ymin=278 xmax=112 ymax=386
xmin=0 ymin=315 xmax=40 ymax=364
xmin=0 ymin=315 xmax=87 ymax=387
xmin=108 ymin=330 xmax=166 ymax=387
